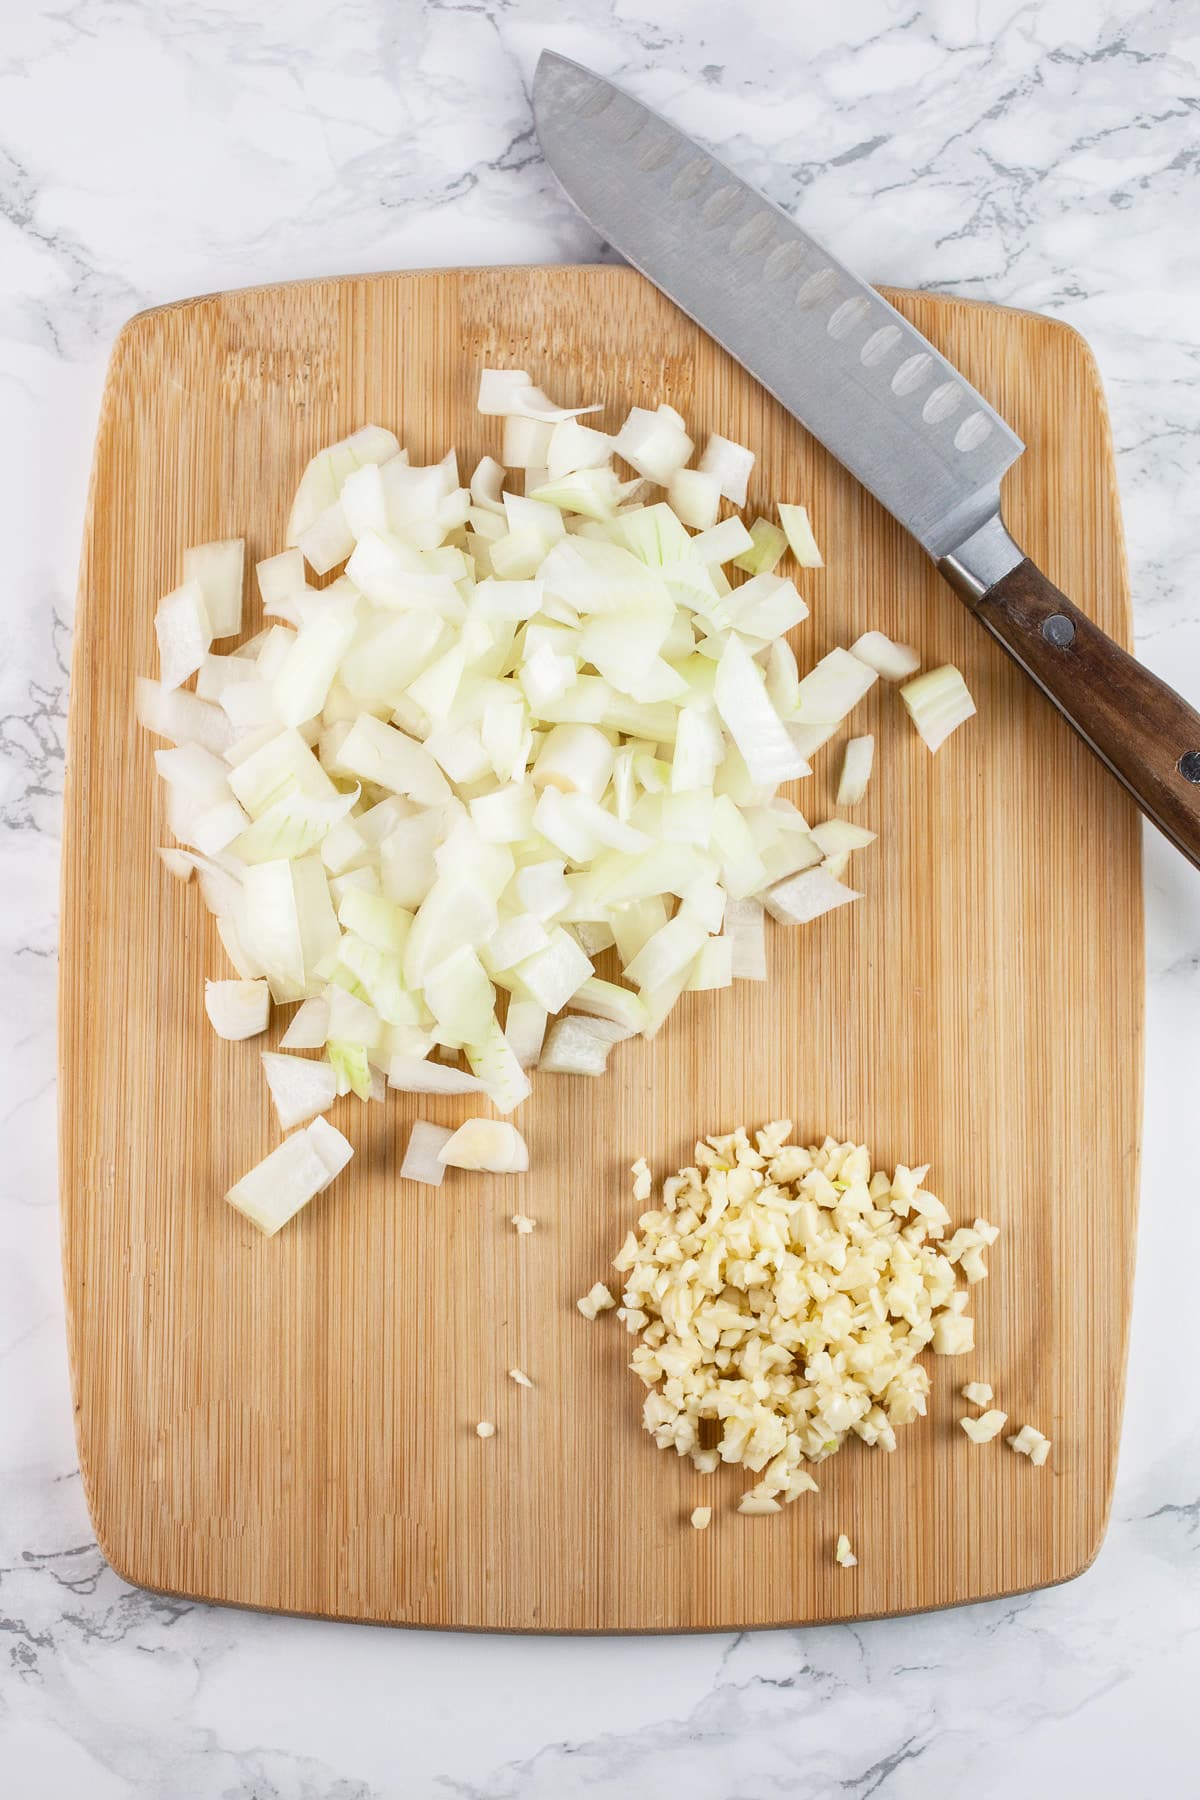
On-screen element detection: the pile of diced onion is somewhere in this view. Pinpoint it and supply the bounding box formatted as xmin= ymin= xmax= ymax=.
xmin=588 ymin=1124 xmax=999 ymax=1512
xmin=138 ymin=367 xmax=976 ymax=1232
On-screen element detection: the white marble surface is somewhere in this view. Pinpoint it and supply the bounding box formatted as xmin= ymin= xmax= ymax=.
xmin=3 ymin=0 xmax=1198 ymax=1793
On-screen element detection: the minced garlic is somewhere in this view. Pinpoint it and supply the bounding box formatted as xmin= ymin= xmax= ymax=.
xmin=592 ymin=1123 xmax=997 ymax=1505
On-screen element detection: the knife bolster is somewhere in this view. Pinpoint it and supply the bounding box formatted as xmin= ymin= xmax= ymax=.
xmin=937 ymin=508 xmax=1025 ymax=605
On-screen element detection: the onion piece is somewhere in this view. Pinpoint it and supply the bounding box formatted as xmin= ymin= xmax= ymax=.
xmin=689 ymin=517 xmax=755 ymax=566
xmin=732 ymin=518 xmax=788 ymax=577
xmin=182 ymin=539 xmax=244 ymax=640
xmin=776 ymin=502 xmax=824 ymax=568
xmin=280 ymin=996 xmax=330 ymax=1049
xmin=136 ymin=676 xmax=232 ymax=755
xmin=400 ymin=1119 xmax=454 ymax=1186
xmin=852 ymin=630 xmax=921 ymax=681
xmin=225 ymin=1118 xmax=352 ymax=1236
xmin=257 ymin=547 xmax=307 ymax=613
xmin=570 ymin=976 xmax=648 ymax=1034
xmin=613 ymin=406 xmax=694 ymax=484
xmin=157 ymin=846 xmax=194 ymax=881
xmin=715 ymin=635 xmax=811 ymax=787
xmin=546 ymin=418 xmax=612 ymax=481
xmin=762 ymin=866 xmax=862 ymax=926
xmin=204 ymin=978 xmax=270 ymax=1041
xmin=155 ymin=580 xmax=212 ymax=690
xmin=513 ymin=927 xmax=593 ymax=1014
xmin=464 ymin=1014 xmax=532 ymax=1112
xmin=698 ymin=433 xmax=755 ymax=506
xmin=688 ymin=935 xmax=734 ymax=990
xmin=538 ymin=1015 xmax=611 ymax=1076
xmin=385 ymin=1054 xmax=483 ymax=1095
xmin=836 ymin=736 xmax=875 ymax=807
xmin=723 ymin=896 xmax=768 ymax=980
xmin=438 ymin=1118 xmax=529 ymax=1173
xmin=793 ymin=648 xmax=878 ymax=724
xmin=477 ymin=369 xmax=532 ymax=415
xmin=666 ymin=468 xmax=721 ymax=531
xmin=502 ymin=997 xmax=548 ymax=1070
xmin=900 ymin=664 xmax=977 ymax=752
xmin=809 ymin=818 xmax=876 ymax=857
xmin=261 ymin=1049 xmax=339 ymax=1128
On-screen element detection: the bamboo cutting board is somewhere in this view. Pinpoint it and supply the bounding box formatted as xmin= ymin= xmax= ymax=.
xmin=60 ymin=267 xmax=1142 ymax=1632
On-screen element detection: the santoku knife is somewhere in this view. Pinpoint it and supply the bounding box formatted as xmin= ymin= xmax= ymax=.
xmin=533 ymin=51 xmax=1200 ymax=869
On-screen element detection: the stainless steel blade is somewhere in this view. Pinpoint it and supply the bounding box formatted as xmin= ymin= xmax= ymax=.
xmin=533 ymin=53 xmax=1023 ymax=562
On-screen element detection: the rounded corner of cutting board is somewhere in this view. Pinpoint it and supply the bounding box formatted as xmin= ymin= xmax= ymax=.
xmin=60 ymin=265 xmax=1142 ymax=1633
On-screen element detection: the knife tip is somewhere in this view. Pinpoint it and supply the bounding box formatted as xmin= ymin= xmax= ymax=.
xmin=533 ymin=50 xmax=602 ymax=128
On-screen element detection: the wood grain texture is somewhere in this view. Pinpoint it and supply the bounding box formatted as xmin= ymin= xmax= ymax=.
xmin=60 ymin=267 xmax=1142 ymax=1632
xmin=973 ymin=557 xmax=1200 ymax=868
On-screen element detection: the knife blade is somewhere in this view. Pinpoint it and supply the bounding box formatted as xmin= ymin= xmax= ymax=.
xmin=533 ymin=51 xmax=1020 ymax=566
xmin=533 ymin=51 xmax=1200 ymax=870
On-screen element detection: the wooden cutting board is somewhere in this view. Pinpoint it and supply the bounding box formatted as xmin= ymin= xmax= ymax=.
xmin=60 ymin=267 xmax=1142 ymax=1632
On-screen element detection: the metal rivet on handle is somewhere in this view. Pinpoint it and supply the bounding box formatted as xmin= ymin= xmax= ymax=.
xmin=1042 ymin=613 xmax=1076 ymax=647
xmin=1178 ymin=750 xmax=1200 ymax=783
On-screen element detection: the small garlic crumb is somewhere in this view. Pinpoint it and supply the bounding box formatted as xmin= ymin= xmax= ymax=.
xmin=475 ymin=1421 xmax=495 ymax=1439
xmin=737 ymin=1492 xmax=781 ymax=1515
xmin=631 ymin=1157 xmax=652 ymax=1202
xmin=1008 ymin=1423 xmax=1051 ymax=1466
xmin=690 ymin=1506 xmax=712 ymax=1530
xmin=961 ymin=1381 xmax=994 ymax=1406
xmin=960 ymin=1409 xmax=1007 ymax=1444
xmin=508 ymin=1368 xmax=532 ymax=1389
xmin=835 ymin=1533 xmax=857 ymax=1568
xmin=511 ymin=1214 xmax=536 ymax=1234
xmin=577 ymin=1281 xmax=615 ymax=1321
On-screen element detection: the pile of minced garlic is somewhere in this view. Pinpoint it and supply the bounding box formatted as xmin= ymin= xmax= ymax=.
xmin=586 ymin=1123 xmax=999 ymax=1513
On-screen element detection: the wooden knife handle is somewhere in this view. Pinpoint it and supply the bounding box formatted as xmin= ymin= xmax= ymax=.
xmin=975 ymin=557 xmax=1200 ymax=868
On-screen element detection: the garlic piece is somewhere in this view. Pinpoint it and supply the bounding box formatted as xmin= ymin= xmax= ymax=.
xmin=960 ymin=1409 xmax=1007 ymax=1444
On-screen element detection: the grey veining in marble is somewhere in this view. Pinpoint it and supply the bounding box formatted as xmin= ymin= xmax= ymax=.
xmin=2 ymin=2 xmax=1198 ymax=1795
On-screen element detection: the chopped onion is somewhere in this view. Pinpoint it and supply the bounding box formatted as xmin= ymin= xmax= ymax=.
xmin=261 ymin=1049 xmax=339 ymax=1128
xmin=809 ymin=818 xmax=876 ymax=857
xmin=614 ymin=406 xmax=694 ymax=484
xmin=776 ymin=503 xmax=823 ymax=568
xmin=225 ymin=1118 xmax=352 ymax=1236
xmin=257 ymin=547 xmax=307 ymax=612
xmin=570 ymin=976 xmax=647 ymax=1034
xmin=901 ymin=664 xmax=977 ymax=752
xmin=836 ymin=735 xmax=875 ymax=807
xmin=538 ymin=1015 xmax=611 ymax=1077
xmin=477 ymin=369 xmax=532 ymax=415
xmin=762 ymin=866 xmax=862 ymax=925
xmin=438 ymin=1118 xmax=529 ymax=1173
xmin=732 ymin=518 xmax=788 ymax=577
xmin=793 ymin=648 xmax=878 ymax=724
xmin=698 ymin=433 xmax=755 ymax=505
xmin=280 ymin=996 xmax=329 ymax=1049
xmin=504 ymin=998 xmax=548 ymax=1069
xmin=387 ymin=1054 xmax=487 ymax=1096
xmin=724 ymin=897 xmax=767 ymax=980
xmin=155 ymin=579 xmax=212 ymax=690
xmin=400 ymin=1119 xmax=454 ymax=1187
xmin=715 ymin=635 xmax=811 ymax=786
xmin=852 ymin=630 xmax=921 ymax=680
xmin=182 ymin=539 xmax=244 ymax=639
xmin=204 ymin=978 xmax=270 ymax=1041
xmin=138 ymin=362 xmax=976 ymax=1212
xmin=666 ymin=468 xmax=720 ymax=530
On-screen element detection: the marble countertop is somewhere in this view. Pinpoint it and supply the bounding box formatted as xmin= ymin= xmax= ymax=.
xmin=3 ymin=1 xmax=1198 ymax=1793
